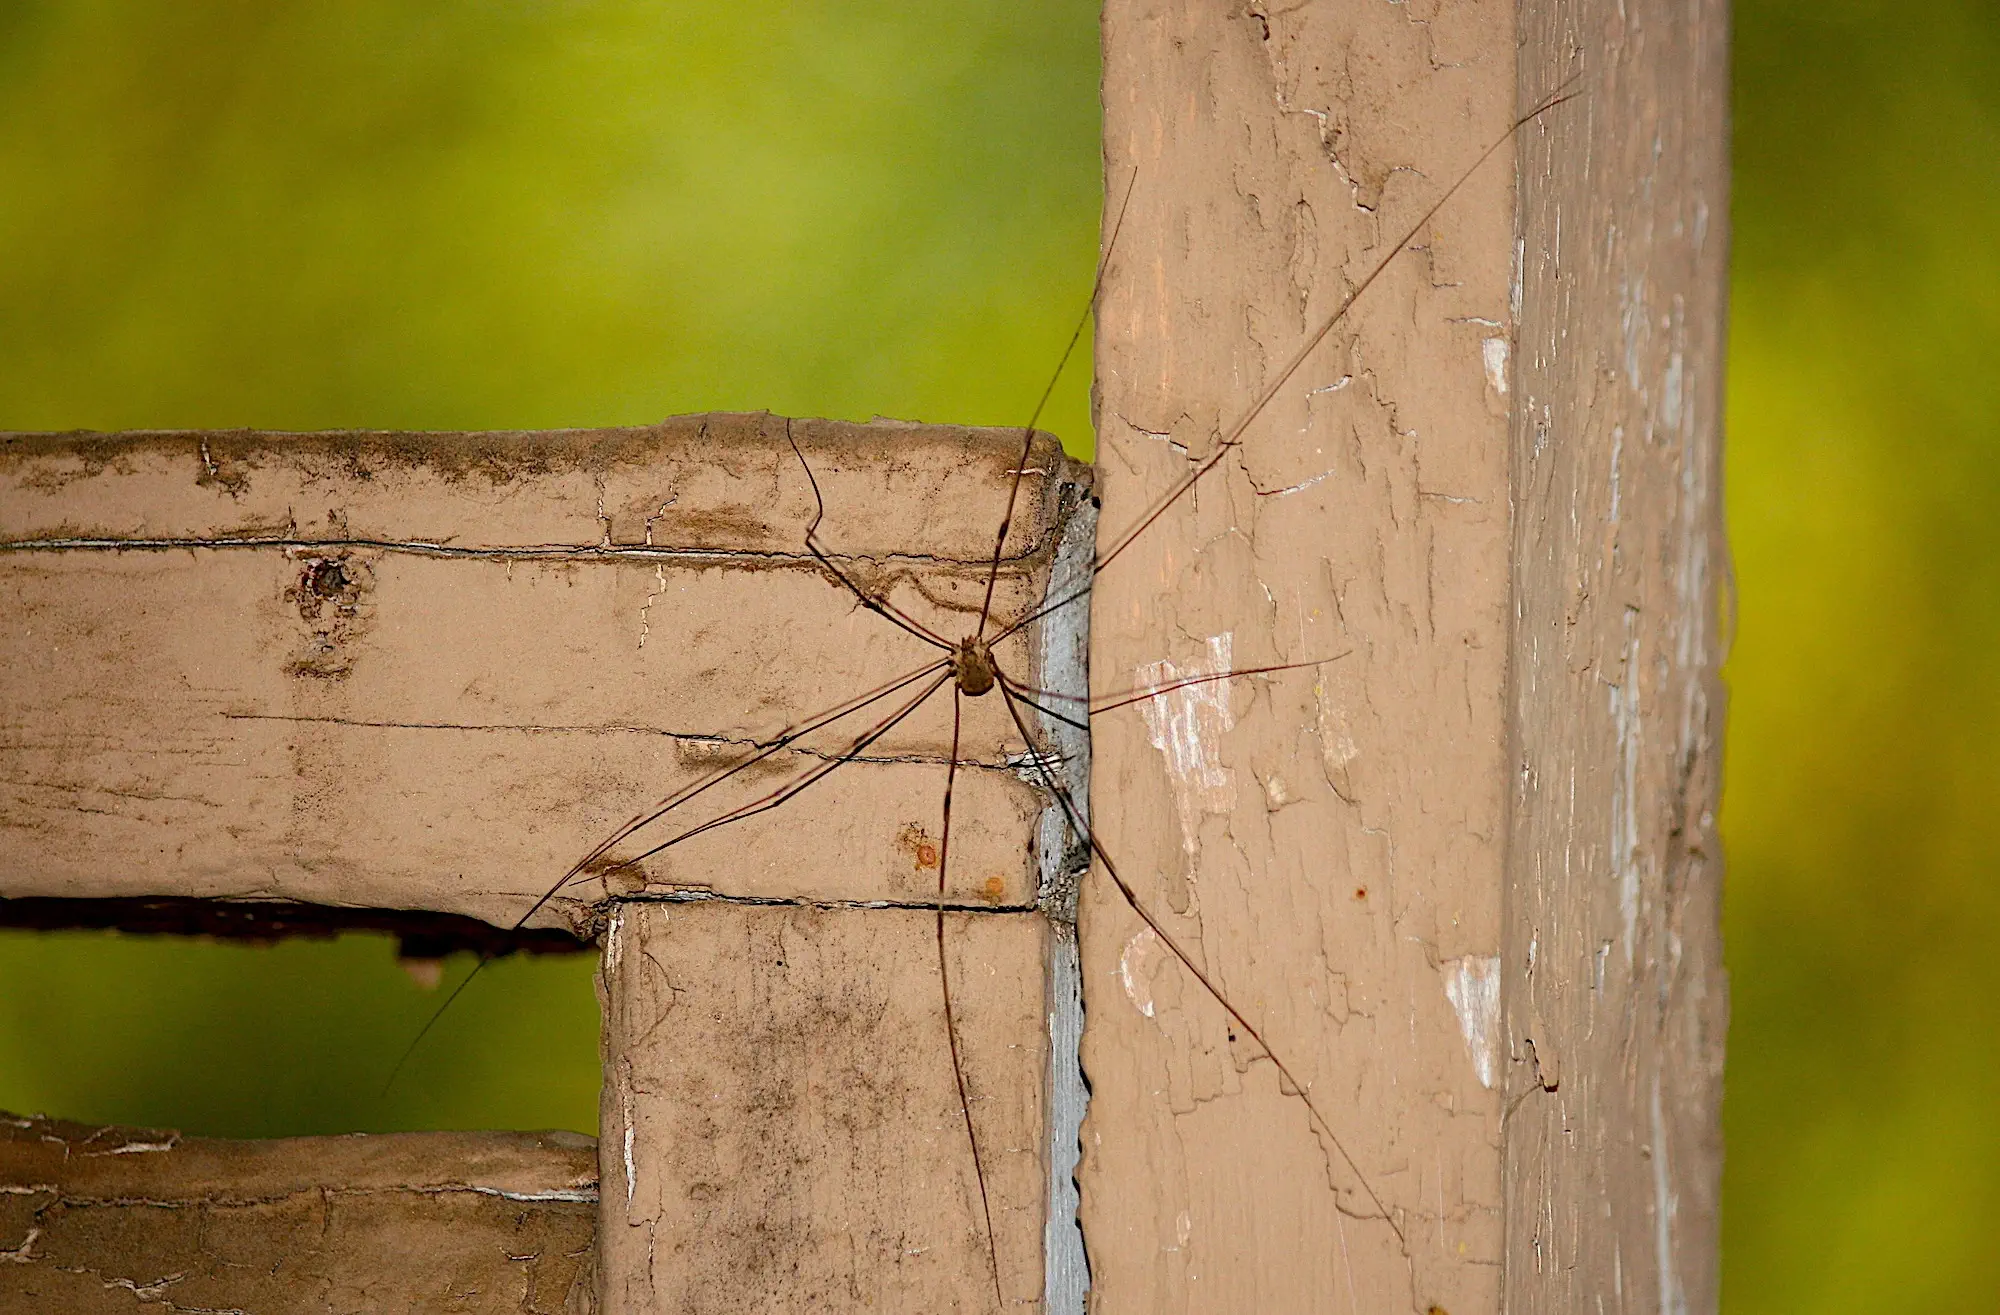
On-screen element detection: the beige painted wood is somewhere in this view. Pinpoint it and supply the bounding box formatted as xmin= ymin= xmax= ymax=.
xmin=0 ymin=416 xmax=1086 ymax=930
xmin=1093 ymin=4 xmax=1519 ymax=1310
xmin=1504 ymin=2 xmax=1731 ymax=1311
xmin=0 ymin=1114 xmax=597 ymax=1313
xmin=1 ymin=415 xmax=1094 ymax=1313
xmin=1092 ymin=2 xmax=1726 ymax=1312
xmin=597 ymin=900 xmax=1048 ymax=1313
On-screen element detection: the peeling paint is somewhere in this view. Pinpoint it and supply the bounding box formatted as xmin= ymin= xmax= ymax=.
xmin=1118 ymin=927 xmax=1161 ymax=1018
xmin=471 ymin=1184 xmax=600 ymax=1204
xmin=1135 ymin=633 xmax=1238 ymax=856
xmin=1651 ymin=1072 xmax=1686 ymax=1315
xmin=1312 ymin=676 xmax=1361 ymax=800
xmin=1512 ymin=235 xmax=1526 ymax=318
xmin=0 ymin=1228 xmax=38 ymax=1263
xmin=1442 ymin=956 xmax=1501 ymax=1088
xmin=1033 ymin=488 xmax=1094 ymax=1315
xmin=1482 ymin=336 xmax=1511 ymax=396
xmin=86 ymin=1139 xmax=177 ymax=1156
xmin=1259 ymin=469 xmax=1337 ymax=498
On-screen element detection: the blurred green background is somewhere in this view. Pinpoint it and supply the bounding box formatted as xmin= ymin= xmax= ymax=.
xmin=0 ymin=2 xmax=1993 ymax=1310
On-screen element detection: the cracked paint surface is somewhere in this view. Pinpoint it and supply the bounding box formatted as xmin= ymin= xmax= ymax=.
xmin=0 ymin=1113 xmax=597 ymax=1312
xmin=1135 ymin=632 xmax=1238 ymax=857
xmin=1089 ymin=2 xmax=1523 ymax=1308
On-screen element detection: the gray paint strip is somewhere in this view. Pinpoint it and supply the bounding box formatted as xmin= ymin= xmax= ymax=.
xmin=1031 ymin=485 xmax=1094 ymax=1312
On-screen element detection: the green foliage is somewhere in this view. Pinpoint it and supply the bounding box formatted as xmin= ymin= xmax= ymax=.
xmin=1724 ymin=0 xmax=2000 ymax=1309
xmin=0 ymin=0 xmax=1100 ymax=442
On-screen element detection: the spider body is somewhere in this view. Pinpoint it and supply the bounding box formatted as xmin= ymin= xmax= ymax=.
xmin=950 ymin=637 xmax=998 ymax=698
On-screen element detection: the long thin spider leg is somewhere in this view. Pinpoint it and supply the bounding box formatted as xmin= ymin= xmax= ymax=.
xmin=997 ymin=87 xmax=1585 ymax=653
xmin=934 ymin=688 xmax=1005 ymax=1311
xmin=986 ymin=563 xmax=1090 ymax=648
xmin=805 ymin=524 xmax=953 ymax=651
xmin=999 ymin=655 xmax=1345 ymax=720
xmin=1091 ymin=89 xmax=1580 ymax=580
xmin=994 ymin=673 xmax=1091 ymax=736
xmin=1086 ymin=655 xmax=1348 ymax=715
xmin=997 ymin=683 xmax=1408 ymax=1246
xmin=595 ymin=669 xmax=953 ymax=876
xmin=564 ymin=658 xmax=951 ymax=895
xmin=975 ymin=171 xmax=1140 ymax=639
xmin=986 ymin=676 xmax=1087 ymax=705
xmin=787 ymin=421 xmax=954 ymax=650
xmin=384 ymin=658 xmax=948 ymax=1090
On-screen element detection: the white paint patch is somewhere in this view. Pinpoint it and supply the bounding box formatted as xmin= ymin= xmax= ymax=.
xmin=1651 ymin=1072 xmax=1686 ymax=1315
xmin=1609 ymin=425 xmax=1626 ymax=525
xmin=1511 ymin=236 xmax=1526 ymax=319
xmin=469 ymin=1184 xmax=600 ymax=1204
xmin=1118 ymin=927 xmax=1161 ymax=1018
xmin=1481 ymin=336 xmax=1511 ymax=396
xmin=603 ymin=907 xmax=626 ymax=976
xmin=1443 ymin=956 xmax=1502 ymax=1089
xmin=82 ymin=1137 xmax=178 ymax=1156
xmin=1136 ymin=633 xmax=1238 ymax=856
xmin=621 ymin=1078 xmax=638 ymax=1210
xmin=1261 ymin=468 xmax=1336 ymax=498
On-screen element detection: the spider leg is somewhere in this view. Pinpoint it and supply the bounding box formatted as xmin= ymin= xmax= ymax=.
xmin=935 ymin=686 xmax=1006 ymax=1311
xmin=997 ymin=682 xmax=1407 ymax=1246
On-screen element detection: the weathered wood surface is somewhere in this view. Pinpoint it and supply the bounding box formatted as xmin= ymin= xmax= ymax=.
xmin=0 ymin=414 xmax=1097 ymax=1313
xmin=1094 ymin=4 xmax=1518 ymax=1310
xmin=597 ymin=901 xmax=1049 ymax=1313
xmin=0 ymin=1113 xmax=597 ymax=1314
xmin=0 ymin=415 xmax=1088 ymax=929
xmin=1504 ymin=1 xmax=1731 ymax=1310
xmin=1091 ymin=1 xmax=1726 ymax=1312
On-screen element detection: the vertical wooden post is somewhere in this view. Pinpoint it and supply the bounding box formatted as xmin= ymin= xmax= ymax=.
xmin=1091 ymin=2 xmax=1726 ymax=1312
xmin=1093 ymin=4 xmax=1519 ymax=1309
xmin=1505 ymin=1 xmax=1730 ymax=1311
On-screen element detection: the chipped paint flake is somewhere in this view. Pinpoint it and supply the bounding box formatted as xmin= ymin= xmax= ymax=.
xmin=472 ymin=1184 xmax=601 ymax=1204
xmin=1443 ymin=956 xmax=1502 ymax=1088
xmin=622 ymin=1086 xmax=638 ymax=1210
xmin=1482 ymin=336 xmax=1511 ymax=396
xmin=84 ymin=1138 xmax=178 ymax=1156
xmin=0 ymin=1227 xmax=39 ymax=1263
xmin=1119 ymin=927 xmax=1161 ymax=1018
xmin=1652 ymin=1072 xmax=1686 ymax=1315
xmin=1136 ymin=633 xmax=1238 ymax=855
xmin=1313 ymin=676 xmax=1360 ymax=799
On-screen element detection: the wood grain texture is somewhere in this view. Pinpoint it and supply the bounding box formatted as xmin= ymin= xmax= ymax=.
xmin=1503 ymin=1 xmax=1730 ymax=1310
xmin=0 ymin=1114 xmax=597 ymax=1314
xmin=596 ymin=901 xmax=1047 ymax=1313
xmin=1093 ymin=3 xmax=1518 ymax=1310
xmin=0 ymin=416 xmax=1089 ymax=929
